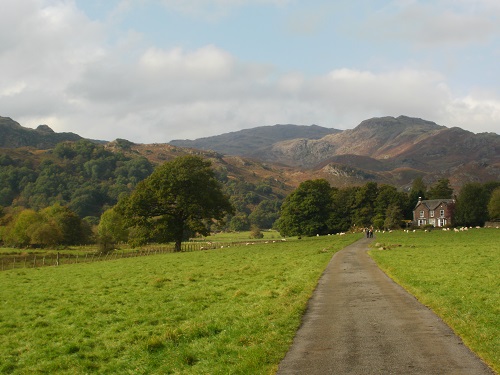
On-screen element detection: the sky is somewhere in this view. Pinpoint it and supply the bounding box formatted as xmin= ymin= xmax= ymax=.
xmin=1 ymin=0 xmax=499 ymax=143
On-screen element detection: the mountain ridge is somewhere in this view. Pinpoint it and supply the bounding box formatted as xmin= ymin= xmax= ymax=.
xmin=1 ymin=115 xmax=499 ymax=191
xmin=169 ymin=124 xmax=342 ymax=157
xmin=0 ymin=116 xmax=104 ymax=148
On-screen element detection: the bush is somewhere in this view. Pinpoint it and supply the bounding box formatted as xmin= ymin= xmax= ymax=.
xmin=250 ymin=225 xmax=264 ymax=239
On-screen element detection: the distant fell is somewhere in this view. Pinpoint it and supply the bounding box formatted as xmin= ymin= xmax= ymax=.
xmin=0 ymin=116 xmax=82 ymax=148
xmin=269 ymin=116 xmax=498 ymax=165
xmin=169 ymin=124 xmax=341 ymax=157
xmin=1 ymin=115 xmax=498 ymax=192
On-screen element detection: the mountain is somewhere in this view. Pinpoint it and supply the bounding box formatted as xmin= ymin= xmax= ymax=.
xmin=168 ymin=116 xmax=500 ymax=190
xmin=2 ymin=115 xmax=499 ymax=192
xmin=0 ymin=116 xmax=83 ymax=148
xmin=169 ymin=124 xmax=341 ymax=157
xmin=260 ymin=116 xmax=447 ymax=166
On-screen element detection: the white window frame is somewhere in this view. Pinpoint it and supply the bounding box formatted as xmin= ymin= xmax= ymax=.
xmin=430 ymin=210 xmax=435 ymax=217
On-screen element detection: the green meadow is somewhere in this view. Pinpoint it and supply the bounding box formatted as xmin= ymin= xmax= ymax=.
xmin=370 ymin=229 xmax=500 ymax=373
xmin=0 ymin=234 xmax=361 ymax=374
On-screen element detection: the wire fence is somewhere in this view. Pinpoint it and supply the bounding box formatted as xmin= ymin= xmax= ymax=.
xmin=0 ymin=239 xmax=277 ymax=272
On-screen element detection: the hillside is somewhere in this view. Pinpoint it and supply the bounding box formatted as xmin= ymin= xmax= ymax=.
xmin=168 ymin=116 xmax=500 ymax=190
xmin=2 ymin=115 xmax=499 ymax=193
xmin=169 ymin=124 xmax=341 ymax=157
xmin=0 ymin=116 xmax=83 ymax=148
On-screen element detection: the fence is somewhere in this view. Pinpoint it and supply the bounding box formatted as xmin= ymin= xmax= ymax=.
xmin=0 ymin=239 xmax=273 ymax=272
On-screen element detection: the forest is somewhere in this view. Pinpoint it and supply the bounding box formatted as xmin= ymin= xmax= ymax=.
xmin=0 ymin=139 xmax=499 ymax=248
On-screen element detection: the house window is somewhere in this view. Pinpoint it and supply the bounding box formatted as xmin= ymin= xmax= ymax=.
xmin=429 ymin=218 xmax=435 ymax=226
xmin=430 ymin=210 xmax=435 ymax=217
xmin=440 ymin=209 xmax=445 ymax=217
xmin=420 ymin=210 xmax=425 ymax=218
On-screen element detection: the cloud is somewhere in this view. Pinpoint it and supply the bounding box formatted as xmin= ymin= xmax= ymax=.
xmin=365 ymin=0 xmax=500 ymax=47
xmin=1 ymin=0 xmax=499 ymax=144
xmin=444 ymin=95 xmax=500 ymax=133
xmin=0 ymin=0 xmax=105 ymax=119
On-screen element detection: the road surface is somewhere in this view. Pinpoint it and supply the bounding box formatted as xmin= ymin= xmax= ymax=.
xmin=277 ymin=237 xmax=494 ymax=374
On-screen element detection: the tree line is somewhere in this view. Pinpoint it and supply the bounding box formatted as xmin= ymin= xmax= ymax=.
xmin=0 ymin=148 xmax=281 ymax=249
xmin=275 ymin=177 xmax=500 ymax=237
xmin=1 ymin=148 xmax=499 ymax=248
xmin=0 ymin=139 xmax=154 ymax=220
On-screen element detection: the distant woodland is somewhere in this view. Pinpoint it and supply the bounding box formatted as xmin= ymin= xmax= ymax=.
xmin=1 ymin=138 xmax=499 ymax=249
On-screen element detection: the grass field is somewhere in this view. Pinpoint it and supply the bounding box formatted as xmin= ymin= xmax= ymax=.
xmin=0 ymin=233 xmax=361 ymax=374
xmin=369 ymin=229 xmax=500 ymax=373
xmin=0 ymin=230 xmax=287 ymax=270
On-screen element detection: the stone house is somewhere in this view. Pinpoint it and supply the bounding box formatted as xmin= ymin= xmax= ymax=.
xmin=413 ymin=197 xmax=455 ymax=227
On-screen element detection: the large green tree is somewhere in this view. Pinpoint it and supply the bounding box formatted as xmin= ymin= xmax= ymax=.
xmin=41 ymin=204 xmax=89 ymax=245
xmin=98 ymin=208 xmax=129 ymax=245
xmin=330 ymin=186 xmax=356 ymax=232
xmin=353 ymin=182 xmax=378 ymax=227
xmin=275 ymin=179 xmax=334 ymax=237
xmin=454 ymin=183 xmax=489 ymax=226
xmin=118 ymin=156 xmax=233 ymax=250
xmin=427 ymin=178 xmax=454 ymax=199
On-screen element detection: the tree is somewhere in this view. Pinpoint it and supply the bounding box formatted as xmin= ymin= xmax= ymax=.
xmin=118 ymin=156 xmax=233 ymax=250
xmin=41 ymin=204 xmax=88 ymax=245
xmin=249 ymin=225 xmax=264 ymax=239
xmin=30 ymin=222 xmax=63 ymax=248
xmin=229 ymin=213 xmax=250 ymax=231
xmin=248 ymin=199 xmax=280 ymax=229
xmin=98 ymin=208 xmax=129 ymax=245
xmin=275 ymin=179 xmax=334 ymax=237
xmin=427 ymin=178 xmax=453 ymax=199
xmin=352 ymin=182 xmax=378 ymax=227
xmin=487 ymin=187 xmax=500 ymax=221
xmin=330 ymin=187 xmax=356 ymax=232
xmin=408 ymin=176 xmax=427 ymax=214
xmin=4 ymin=209 xmax=41 ymax=247
xmin=454 ymin=183 xmax=489 ymax=227
xmin=384 ymin=204 xmax=404 ymax=229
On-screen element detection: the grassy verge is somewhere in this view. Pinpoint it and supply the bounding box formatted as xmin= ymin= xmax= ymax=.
xmin=369 ymin=229 xmax=499 ymax=373
xmin=0 ymin=233 xmax=361 ymax=374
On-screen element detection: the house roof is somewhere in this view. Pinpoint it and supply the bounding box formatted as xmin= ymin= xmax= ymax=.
xmin=415 ymin=199 xmax=455 ymax=210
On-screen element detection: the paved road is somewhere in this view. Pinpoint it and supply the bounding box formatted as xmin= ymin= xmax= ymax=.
xmin=277 ymin=237 xmax=494 ymax=374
